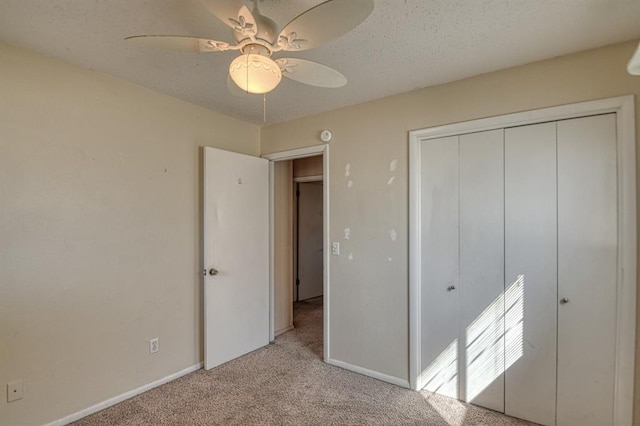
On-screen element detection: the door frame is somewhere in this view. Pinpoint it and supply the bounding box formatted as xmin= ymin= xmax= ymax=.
xmin=409 ymin=95 xmax=636 ymax=425
xmin=263 ymin=144 xmax=330 ymax=361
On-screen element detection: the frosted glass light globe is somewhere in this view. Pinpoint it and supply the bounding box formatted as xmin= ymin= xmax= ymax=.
xmin=229 ymin=54 xmax=282 ymax=94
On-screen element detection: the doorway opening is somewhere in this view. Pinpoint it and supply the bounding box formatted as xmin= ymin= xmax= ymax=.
xmin=292 ymin=160 xmax=324 ymax=357
xmin=294 ymin=159 xmax=323 ymax=303
xmin=264 ymin=145 xmax=329 ymax=361
xmin=295 ymin=181 xmax=323 ymax=296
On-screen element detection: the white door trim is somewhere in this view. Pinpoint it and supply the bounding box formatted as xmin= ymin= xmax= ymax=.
xmin=263 ymin=145 xmax=330 ymax=361
xmin=409 ymin=95 xmax=636 ymax=426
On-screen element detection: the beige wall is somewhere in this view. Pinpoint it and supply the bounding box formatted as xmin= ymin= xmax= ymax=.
xmin=274 ymin=161 xmax=294 ymax=335
xmin=293 ymin=156 xmax=323 ymax=178
xmin=0 ymin=42 xmax=259 ymax=425
xmin=261 ymin=40 xmax=640 ymax=418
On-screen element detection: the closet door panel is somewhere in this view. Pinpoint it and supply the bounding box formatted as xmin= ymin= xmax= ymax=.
xmin=557 ymin=114 xmax=617 ymax=426
xmin=504 ymin=123 xmax=557 ymax=426
xmin=459 ymin=129 xmax=505 ymax=412
xmin=420 ymin=136 xmax=460 ymax=397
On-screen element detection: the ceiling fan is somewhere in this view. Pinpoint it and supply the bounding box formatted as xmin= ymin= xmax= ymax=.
xmin=126 ymin=0 xmax=374 ymax=95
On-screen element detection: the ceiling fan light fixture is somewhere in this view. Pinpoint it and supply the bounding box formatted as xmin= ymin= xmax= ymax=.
xmin=229 ymin=53 xmax=282 ymax=94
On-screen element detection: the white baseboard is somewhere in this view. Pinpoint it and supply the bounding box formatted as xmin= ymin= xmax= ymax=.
xmin=326 ymin=357 xmax=410 ymax=389
xmin=46 ymin=362 xmax=203 ymax=426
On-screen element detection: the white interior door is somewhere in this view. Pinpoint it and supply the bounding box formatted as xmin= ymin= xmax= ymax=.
xmin=297 ymin=182 xmax=323 ymax=301
xmin=203 ymin=147 xmax=270 ymax=370
xmin=504 ymin=122 xmax=558 ymax=426
xmin=459 ymin=129 xmax=505 ymax=412
xmin=557 ymin=114 xmax=617 ymax=426
xmin=419 ymin=136 xmax=460 ymax=397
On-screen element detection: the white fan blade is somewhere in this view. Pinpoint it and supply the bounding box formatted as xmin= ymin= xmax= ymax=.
xmin=276 ymin=58 xmax=346 ymax=88
xmin=627 ymin=41 xmax=640 ymax=75
xmin=235 ymin=5 xmax=258 ymax=39
xmin=227 ymin=74 xmax=248 ymax=96
xmin=125 ymin=35 xmax=231 ymax=52
xmin=277 ymin=0 xmax=373 ymax=51
xmin=200 ymin=0 xmax=257 ymax=38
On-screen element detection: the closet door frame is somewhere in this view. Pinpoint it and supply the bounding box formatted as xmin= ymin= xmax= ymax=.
xmin=409 ymin=95 xmax=636 ymax=426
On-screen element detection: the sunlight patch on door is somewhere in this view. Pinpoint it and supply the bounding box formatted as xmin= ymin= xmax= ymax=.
xmin=504 ymin=275 xmax=524 ymax=371
xmin=419 ymin=276 xmax=524 ymax=405
xmin=420 ymin=339 xmax=458 ymax=398
xmin=466 ymin=275 xmax=524 ymax=402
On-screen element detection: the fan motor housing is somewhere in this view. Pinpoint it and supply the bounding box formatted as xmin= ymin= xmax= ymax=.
xmin=241 ymin=44 xmax=270 ymax=56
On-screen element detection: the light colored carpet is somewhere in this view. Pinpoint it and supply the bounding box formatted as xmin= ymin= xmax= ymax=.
xmin=73 ymin=297 xmax=536 ymax=425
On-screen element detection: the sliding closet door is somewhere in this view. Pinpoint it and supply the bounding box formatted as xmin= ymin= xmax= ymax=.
xmin=557 ymin=114 xmax=617 ymax=426
xmin=420 ymin=136 xmax=460 ymax=397
xmin=504 ymin=123 xmax=557 ymax=426
xmin=459 ymin=130 xmax=504 ymax=412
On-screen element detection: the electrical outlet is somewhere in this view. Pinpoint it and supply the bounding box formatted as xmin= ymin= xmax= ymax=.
xmin=7 ymin=380 xmax=23 ymax=402
xmin=149 ymin=338 xmax=159 ymax=354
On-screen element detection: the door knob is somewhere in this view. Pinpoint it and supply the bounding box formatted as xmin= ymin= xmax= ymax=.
xmin=560 ymin=297 xmax=569 ymax=305
xmin=447 ymin=285 xmax=456 ymax=291
xmin=209 ymin=268 xmax=219 ymax=276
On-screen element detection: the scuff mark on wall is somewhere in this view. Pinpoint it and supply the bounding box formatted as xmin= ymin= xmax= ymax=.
xmin=387 ymin=159 xmax=397 ymax=185
xmin=345 ymin=163 xmax=354 ymax=188
xmin=348 ymin=253 xmax=354 ymax=261
xmin=388 ymin=257 xmax=393 ymax=262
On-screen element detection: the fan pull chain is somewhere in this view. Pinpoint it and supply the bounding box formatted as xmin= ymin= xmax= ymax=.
xmin=263 ymin=94 xmax=267 ymax=123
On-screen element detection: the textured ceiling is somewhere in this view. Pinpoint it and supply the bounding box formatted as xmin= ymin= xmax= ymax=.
xmin=1 ymin=1 xmax=639 ymax=125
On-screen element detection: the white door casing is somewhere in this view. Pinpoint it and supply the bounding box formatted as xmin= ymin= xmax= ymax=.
xmin=409 ymin=96 xmax=636 ymax=426
xmin=416 ymin=122 xmax=616 ymax=422
xmin=263 ymin=144 xmax=330 ymax=360
xmin=203 ymin=147 xmax=270 ymax=370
